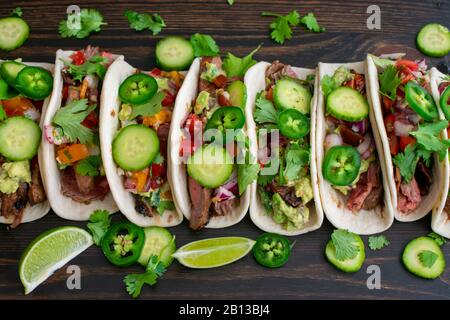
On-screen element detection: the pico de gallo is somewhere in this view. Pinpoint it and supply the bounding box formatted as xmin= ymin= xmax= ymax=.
xmin=45 ymin=46 xmax=115 ymax=204
xmin=321 ymin=66 xmax=384 ymax=213
xmin=113 ymin=68 xmax=183 ymax=217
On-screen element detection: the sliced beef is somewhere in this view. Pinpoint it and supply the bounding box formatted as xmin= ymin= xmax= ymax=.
xmin=134 ymin=194 xmax=154 ymax=217
xmin=28 ymin=162 xmax=46 ymax=205
xmin=347 ymin=183 xmax=372 ymax=212
xmin=188 ymin=176 xmax=212 ymax=230
xmin=347 ymin=163 xmax=382 ymax=212
xmin=398 ymin=177 xmax=421 ymax=214
xmin=415 ymin=160 xmax=433 ymax=196
xmin=75 ymin=173 xmax=95 ymax=194
xmin=61 ymin=167 xmax=109 ymax=204
xmin=362 ymin=186 xmax=383 ymax=210
xmin=156 ymin=123 xmax=170 ymax=159
xmin=273 ymin=185 xmax=302 ymax=207
xmin=340 ymin=126 xmax=364 ymax=146
xmin=1 ymin=182 xmax=28 ymax=228
xmin=211 ymin=198 xmax=238 ymax=216
xmin=265 ymin=60 xmax=297 ymax=83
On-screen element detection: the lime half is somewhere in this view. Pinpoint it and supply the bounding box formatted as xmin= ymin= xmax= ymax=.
xmin=172 ymin=237 xmax=255 ymax=269
xmin=19 ymin=226 xmax=93 ymax=294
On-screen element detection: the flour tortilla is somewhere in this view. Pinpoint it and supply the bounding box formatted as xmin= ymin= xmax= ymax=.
xmin=0 ymin=60 xmax=53 ymax=224
xmin=430 ymin=67 xmax=450 ymax=238
xmin=168 ymin=58 xmax=250 ymax=228
xmin=366 ymin=55 xmax=442 ymax=223
xmin=316 ymin=61 xmax=394 ymax=235
xmin=40 ymin=50 xmax=119 ymax=221
xmin=99 ymin=59 xmax=183 ymax=227
xmin=244 ymin=61 xmax=323 ymax=236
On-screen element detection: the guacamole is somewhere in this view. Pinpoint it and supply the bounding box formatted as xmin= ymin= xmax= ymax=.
xmin=295 ymin=176 xmax=314 ymax=205
xmin=0 ymin=161 xmax=31 ymax=194
xmin=272 ymin=193 xmax=309 ymax=231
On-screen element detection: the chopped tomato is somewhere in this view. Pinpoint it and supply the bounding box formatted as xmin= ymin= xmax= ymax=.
xmin=344 ymin=78 xmax=355 ymax=89
xmin=70 ymin=51 xmax=86 ymax=65
xmin=398 ymin=66 xmax=415 ymax=84
xmin=213 ymin=74 xmax=227 ymax=88
xmin=62 ymin=84 xmax=69 ymax=102
xmin=382 ymin=96 xmax=394 ymax=113
xmin=149 ymin=68 xmax=161 ymax=77
xmin=218 ymin=92 xmax=231 ymax=106
xmin=1 ymin=97 xmax=34 ymax=116
xmin=162 ymin=90 xmax=175 ymax=106
xmin=149 ymin=176 xmax=163 ymax=190
xmin=57 ymin=144 xmax=89 ymax=164
xmin=266 ymin=86 xmax=274 ymax=102
xmin=388 ymin=132 xmax=399 ymax=155
xmin=396 ymin=60 xmax=418 ymax=71
xmin=82 ymin=111 xmax=98 ymax=129
xmin=399 ymin=136 xmax=416 ymax=151
xmin=132 ymin=168 xmax=149 ymax=192
xmin=151 ymin=163 xmax=165 ymax=177
xmin=100 ymin=51 xmax=114 ymax=65
xmin=384 ymin=114 xmax=396 ymax=133
xmin=184 ymin=114 xmax=202 ymax=136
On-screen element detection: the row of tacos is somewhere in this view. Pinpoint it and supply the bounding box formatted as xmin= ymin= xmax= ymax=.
xmin=1 ymin=47 xmax=449 ymax=238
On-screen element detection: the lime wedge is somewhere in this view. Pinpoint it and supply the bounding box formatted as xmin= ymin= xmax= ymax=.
xmin=172 ymin=237 xmax=255 ymax=269
xmin=19 ymin=226 xmax=93 ymax=294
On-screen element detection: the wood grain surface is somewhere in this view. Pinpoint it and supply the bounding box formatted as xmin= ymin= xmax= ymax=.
xmin=0 ymin=0 xmax=449 ymax=300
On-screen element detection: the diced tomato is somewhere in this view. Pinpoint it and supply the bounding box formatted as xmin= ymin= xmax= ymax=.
xmin=149 ymin=68 xmax=161 ymax=77
xmin=399 ymin=136 xmax=416 ymax=151
xmin=184 ymin=114 xmax=202 ymax=136
xmin=396 ymin=60 xmax=418 ymax=71
xmin=213 ymin=74 xmax=227 ymax=88
xmin=81 ymin=111 xmax=98 ymax=129
xmin=150 ymin=177 xmax=162 ymax=190
xmin=384 ymin=114 xmax=396 ymax=133
xmin=218 ymin=92 xmax=231 ymax=106
xmin=344 ymin=78 xmax=355 ymax=89
xmin=162 ymin=90 xmax=175 ymax=106
xmin=62 ymin=84 xmax=69 ymax=102
xmin=388 ymin=132 xmax=399 ymax=155
xmin=2 ymin=97 xmax=34 ymax=116
xmin=70 ymin=51 xmax=86 ymax=65
xmin=100 ymin=51 xmax=114 ymax=65
xmin=151 ymin=163 xmax=165 ymax=177
xmin=32 ymin=99 xmax=44 ymax=110
xmin=266 ymin=86 xmax=274 ymax=102
xmin=382 ymin=96 xmax=394 ymax=113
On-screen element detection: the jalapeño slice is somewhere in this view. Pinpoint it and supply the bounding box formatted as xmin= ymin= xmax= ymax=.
xmin=322 ymin=145 xmax=361 ymax=186
xmin=405 ymin=81 xmax=438 ymax=122
xmin=277 ymin=108 xmax=310 ymax=139
xmin=119 ymin=73 xmax=158 ymax=105
xmin=252 ymin=233 xmax=291 ymax=268
xmin=205 ymin=106 xmax=245 ymax=134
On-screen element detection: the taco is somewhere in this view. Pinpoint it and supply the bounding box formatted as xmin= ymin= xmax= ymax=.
xmin=430 ymin=67 xmax=450 ymax=238
xmin=0 ymin=60 xmax=53 ymax=227
xmin=168 ymin=56 xmax=257 ymax=230
xmin=366 ymin=54 xmax=446 ymax=222
xmin=245 ymin=60 xmax=323 ymax=236
xmin=316 ymin=61 xmax=394 ymax=234
xmin=99 ymin=59 xmax=184 ymax=227
xmin=41 ymin=46 xmax=119 ymax=220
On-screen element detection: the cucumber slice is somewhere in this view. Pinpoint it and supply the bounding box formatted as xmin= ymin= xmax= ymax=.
xmin=138 ymin=227 xmax=176 ymax=267
xmin=273 ymin=78 xmax=312 ymax=114
xmin=327 ymin=86 xmax=369 ymax=121
xmin=227 ymin=80 xmax=247 ymax=109
xmin=416 ymin=23 xmax=450 ymax=58
xmin=156 ymin=36 xmax=194 ymax=71
xmin=402 ymin=236 xmax=446 ymax=279
xmin=325 ymin=236 xmax=365 ymax=273
xmin=187 ymin=144 xmax=234 ymax=188
xmin=0 ymin=116 xmax=41 ymax=161
xmin=0 ymin=17 xmax=29 ymax=52
xmin=0 ymin=61 xmax=26 ymax=87
xmin=112 ymin=124 xmax=160 ymax=171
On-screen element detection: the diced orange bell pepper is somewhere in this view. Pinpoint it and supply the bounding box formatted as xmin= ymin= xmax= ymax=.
xmin=143 ymin=109 xmax=172 ymax=127
xmin=132 ymin=168 xmax=149 ymax=192
xmin=57 ymin=144 xmax=90 ymax=164
xmin=1 ymin=97 xmax=34 ymax=116
xmin=79 ymin=78 xmax=89 ymax=99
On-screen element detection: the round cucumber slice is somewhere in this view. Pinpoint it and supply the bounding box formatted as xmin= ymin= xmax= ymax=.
xmin=327 ymin=86 xmax=369 ymax=121
xmin=227 ymin=80 xmax=247 ymax=109
xmin=273 ymin=78 xmax=312 ymax=114
xmin=402 ymin=236 xmax=446 ymax=279
xmin=416 ymin=23 xmax=450 ymax=58
xmin=0 ymin=116 xmax=41 ymax=161
xmin=0 ymin=17 xmax=29 ymax=52
xmin=0 ymin=61 xmax=26 ymax=87
xmin=325 ymin=236 xmax=365 ymax=273
xmin=112 ymin=124 xmax=159 ymax=171
xmin=138 ymin=227 xmax=176 ymax=267
xmin=156 ymin=36 xmax=194 ymax=71
xmin=187 ymin=144 xmax=234 ymax=188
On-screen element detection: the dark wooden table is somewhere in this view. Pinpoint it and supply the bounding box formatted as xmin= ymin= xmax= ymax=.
xmin=0 ymin=0 xmax=449 ymax=300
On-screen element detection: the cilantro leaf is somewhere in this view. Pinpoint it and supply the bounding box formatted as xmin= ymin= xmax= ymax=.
xmin=368 ymin=235 xmax=390 ymax=250
xmin=124 ymin=255 xmax=166 ymax=298
xmin=64 ymin=55 xmax=109 ymax=82
xmin=190 ymin=33 xmax=220 ymax=57
xmin=418 ymin=250 xmax=438 ymax=268
xmin=130 ymin=91 xmax=164 ymax=119
xmin=300 ymin=13 xmax=324 ymax=32
xmin=227 ymin=0 xmax=235 ymax=5
xmin=261 ymin=11 xmax=299 ymax=44
xmin=75 ymin=155 xmax=101 ymax=177
xmin=156 ymin=201 xmax=175 ymax=215
xmin=428 ymin=232 xmax=448 ymax=246
xmin=10 ymin=7 xmax=23 ymax=17
xmin=254 ymin=93 xmax=278 ymax=124
xmin=59 ymin=8 xmax=106 ymax=39
xmin=52 ymin=99 xmax=95 ymax=144
xmin=410 ymin=120 xmax=450 ymax=161
xmin=379 ymin=65 xmax=401 ymax=100
xmin=87 ymin=210 xmax=111 ymax=245
xmin=238 ymin=162 xmax=260 ymax=195
xmin=258 ymin=188 xmax=272 ymax=212
xmin=321 ymin=75 xmax=340 ymax=97
xmin=124 ymin=10 xmax=165 ymax=35
xmin=392 ymin=144 xmax=419 ymax=183
xmin=331 ymin=229 xmax=360 ymax=261
xmin=284 ymin=144 xmax=309 ymax=181
xmin=222 ymin=45 xmax=261 ymax=78
xmin=369 ymin=54 xmax=395 ymax=70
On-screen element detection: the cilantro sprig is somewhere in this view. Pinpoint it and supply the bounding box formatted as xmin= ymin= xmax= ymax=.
xmin=59 ymin=8 xmax=106 ymax=39
xmin=379 ymin=65 xmax=401 ymax=100
xmin=124 ymin=10 xmax=165 ymax=35
xmin=75 ymin=155 xmax=102 ymax=177
xmin=254 ymin=93 xmax=278 ymax=124
xmin=190 ymin=33 xmax=220 ymax=57
xmin=129 ymin=91 xmax=164 ymax=119
xmin=428 ymin=232 xmax=448 ymax=246
xmin=87 ymin=210 xmax=111 ymax=245
xmin=10 ymin=7 xmax=23 ymax=17
xmin=64 ymin=54 xmax=109 ymax=82
xmin=331 ymin=229 xmax=360 ymax=261
xmin=222 ymin=45 xmax=261 ymax=78
xmin=368 ymin=235 xmax=390 ymax=250
xmin=124 ymin=255 xmax=166 ymax=298
xmin=419 ymin=250 xmax=438 ymax=268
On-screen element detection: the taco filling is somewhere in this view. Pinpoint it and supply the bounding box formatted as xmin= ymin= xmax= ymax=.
xmin=321 ymin=66 xmax=383 ymax=213
xmin=180 ymin=56 xmax=257 ymax=230
xmin=0 ymin=61 xmax=52 ymax=227
xmin=45 ymin=46 xmax=114 ymax=204
xmin=373 ymin=55 xmax=448 ymax=214
xmin=254 ymin=61 xmax=314 ymax=231
xmin=437 ymin=76 xmax=450 ymax=218
xmin=113 ymin=68 xmax=183 ymax=217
